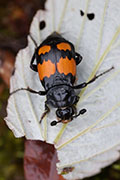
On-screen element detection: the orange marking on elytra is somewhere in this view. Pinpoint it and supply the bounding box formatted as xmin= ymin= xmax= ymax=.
xmin=38 ymin=45 xmax=51 ymax=55
xmin=57 ymin=42 xmax=71 ymax=51
xmin=57 ymin=57 xmax=76 ymax=76
xmin=37 ymin=60 xmax=56 ymax=80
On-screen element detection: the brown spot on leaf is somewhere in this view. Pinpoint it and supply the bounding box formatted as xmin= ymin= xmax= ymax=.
xmin=24 ymin=140 xmax=66 ymax=180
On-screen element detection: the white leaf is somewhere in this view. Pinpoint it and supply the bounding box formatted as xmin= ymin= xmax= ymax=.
xmin=5 ymin=0 xmax=120 ymax=179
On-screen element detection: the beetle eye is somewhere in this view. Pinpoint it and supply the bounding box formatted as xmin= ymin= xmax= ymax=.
xmin=56 ymin=109 xmax=62 ymax=118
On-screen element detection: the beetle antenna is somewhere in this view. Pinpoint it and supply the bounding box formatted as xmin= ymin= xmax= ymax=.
xmin=51 ymin=120 xmax=63 ymax=126
xmin=72 ymin=108 xmax=87 ymax=119
xmin=51 ymin=121 xmax=58 ymax=126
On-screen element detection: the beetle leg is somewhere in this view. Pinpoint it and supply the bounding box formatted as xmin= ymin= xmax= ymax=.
xmin=10 ymin=87 xmax=46 ymax=96
xmin=40 ymin=103 xmax=50 ymax=123
xmin=29 ymin=34 xmax=38 ymax=47
xmin=75 ymin=52 xmax=82 ymax=65
xmin=30 ymin=52 xmax=38 ymax=72
xmin=72 ymin=105 xmax=77 ymax=115
xmin=72 ymin=66 xmax=114 ymax=89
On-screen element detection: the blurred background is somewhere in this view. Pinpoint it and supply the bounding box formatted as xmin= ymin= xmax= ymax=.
xmin=0 ymin=0 xmax=120 ymax=179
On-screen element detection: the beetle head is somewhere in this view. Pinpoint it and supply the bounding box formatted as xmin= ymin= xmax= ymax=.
xmin=56 ymin=106 xmax=75 ymax=121
xmin=50 ymin=106 xmax=75 ymax=126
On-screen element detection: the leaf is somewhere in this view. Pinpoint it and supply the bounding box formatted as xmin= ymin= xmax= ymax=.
xmin=5 ymin=0 xmax=120 ymax=179
xmin=24 ymin=140 xmax=64 ymax=180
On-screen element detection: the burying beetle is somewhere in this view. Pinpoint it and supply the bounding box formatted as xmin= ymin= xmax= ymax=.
xmin=11 ymin=32 xmax=113 ymax=126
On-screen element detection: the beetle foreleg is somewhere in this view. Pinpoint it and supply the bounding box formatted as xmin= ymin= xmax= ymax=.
xmin=30 ymin=52 xmax=38 ymax=72
xmin=72 ymin=66 xmax=114 ymax=89
xmin=40 ymin=103 xmax=50 ymax=123
xmin=10 ymin=87 xmax=46 ymax=96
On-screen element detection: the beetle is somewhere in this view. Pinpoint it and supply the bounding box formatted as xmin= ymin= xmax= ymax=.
xmin=11 ymin=32 xmax=113 ymax=126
